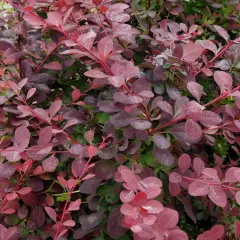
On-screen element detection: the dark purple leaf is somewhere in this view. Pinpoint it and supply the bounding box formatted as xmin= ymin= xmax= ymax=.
xmin=0 ymin=162 xmax=16 ymax=178
xmin=94 ymin=160 xmax=117 ymax=180
xmin=157 ymin=100 xmax=173 ymax=116
xmin=185 ymin=119 xmax=203 ymax=143
xmin=153 ymin=134 xmax=171 ymax=149
xmin=200 ymin=111 xmax=222 ymax=127
xmin=98 ymin=144 xmax=118 ymax=160
xmin=152 ymin=146 xmax=174 ymax=166
xmin=31 ymin=206 xmax=45 ymax=227
xmin=187 ymin=82 xmax=205 ymax=102
xmin=107 ymin=207 xmax=127 ymax=239
xmin=38 ymin=126 xmax=53 ymax=145
xmin=130 ymin=119 xmax=152 ymax=130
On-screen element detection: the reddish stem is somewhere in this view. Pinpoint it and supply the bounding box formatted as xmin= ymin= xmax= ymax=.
xmin=35 ymin=41 xmax=62 ymax=74
xmin=0 ymin=163 xmax=32 ymax=213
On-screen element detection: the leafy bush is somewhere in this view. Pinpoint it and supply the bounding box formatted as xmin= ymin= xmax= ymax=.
xmin=0 ymin=0 xmax=240 ymax=239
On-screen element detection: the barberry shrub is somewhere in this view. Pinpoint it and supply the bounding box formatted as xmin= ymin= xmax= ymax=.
xmin=0 ymin=0 xmax=240 ymax=239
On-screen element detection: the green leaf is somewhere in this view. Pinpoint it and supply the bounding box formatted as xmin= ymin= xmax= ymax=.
xmin=96 ymin=112 xmax=110 ymax=124
xmin=56 ymin=193 xmax=68 ymax=202
xmin=139 ymin=150 xmax=159 ymax=168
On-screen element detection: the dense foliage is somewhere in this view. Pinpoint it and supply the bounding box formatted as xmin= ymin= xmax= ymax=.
xmin=0 ymin=0 xmax=240 ymax=239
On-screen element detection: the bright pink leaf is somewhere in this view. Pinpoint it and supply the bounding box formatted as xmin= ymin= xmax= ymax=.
xmin=26 ymin=88 xmax=36 ymax=100
xmin=44 ymin=206 xmax=57 ymax=222
xmin=208 ymin=185 xmax=227 ymax=208
xmin=63 ymin=220 xmax=75 ymax=227
xmin=47 ymin=12 xmax=62 ymax=26
xmin=141 ymin=200 xmax=163 ymax=214
xmin=98 ymin=37 xmax=113 ymax=59
xmin=68 ymin=199 xmax=81 ymax=211
xmin=17 ymin=187 xmax=32 ymax=195
xmin=188 ymin=180 xmax=209 ymax=196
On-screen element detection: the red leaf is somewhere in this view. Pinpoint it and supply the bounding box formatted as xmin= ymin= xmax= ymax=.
xmin=17 ymin=187 xmax=32 ymax=195
xmin=178 ymin=154 xmax=191 ymax=173
xmin=68 ymin=199 xmax=81 ymax=211
xmin=157 ymin=100 xmax=173 ymax=116
xmin=187 ymin=101 xmax=203 ymax=121
xmin=84 ymin=69 xmax=108 ymax=78
xmin=236 ymin=191 xmax=240 ymax=204
xmin=108 ymin=76 xmax=125 ymax=87
xmin=63 ymin=119 xmax=80 ymax=129
xmin=23 ymin=13 xmax=44 ymax=26
xmin=87 ymin=145 xmax=98 ymax=158
xmin=235 ymin=221 xmax=240 ymax=238
xmin=84 ymin=129 xmax=94 ymax=144
xmin=98 ymin=37 xmax=113 ymax=59
xmin=67 ymin=179 xmax=76 ymax=190
xmin=49 ymin=100 xmax=62 ymax=118
xmin=196 ymin=40 xmax=218 ymax=54
xmin=120 ymin=190 xmax=135 ymax=203
xmin=131 ymin=192 xmax=147 ymax=207
xmin=208 ymin=185 xmax=227 ymax=208
xmin=187 ymin=82 xmax=205 ymax=102
xmin=38 ymin=126 xmax=53 ymax=145
xmin=213 ymin=25 xmax=229 ymax=42
xmin=156 ymin=207 xmax=179 ymax=229
xmin=185 ymin=119 xmax=203 ymax=143
xmin=0 ymin=225 xmax=17 ymax=240
xmin=26 ymin=88 xmax=36 ymax=100
xmin=33 ymin=108 xmax=50 ymax=122
xmin=214 ymin=71 xmax=233 ymax=93
xmin=169 ymin=182 xmax=180 ymax=196
xmin=6 ymin=192 xmax=18 ymax=201
xmin=72 ymin=89 xmax=81 ymax=101
xmin=43 ymin=62 xmax=62 ymax=70
xmin=47 ymin=12 xmax=62 ymax=26
xmin=200 ymin=110 xmax=222 ymax=127
xmin=193 ymin=157 xmax=205 ymax=176
xmin=182 ymin=43 xmax=204 ymax=62
xmin=57 ymin=176 xmax=67 ymax=188
xmin=141 ymin=200 xmax=163 ymax=214
xmin=42 ymin=155 xmax=59 ymax=172
xmin=63 ymin=220 xmax=75 ymax=227
xmin=15 ymin=126 xmax=30 ymax=149
xmin=77 ymin=30 xmax=96 ymax=50
xmin=44 ymin=206 xmax=57 ymax=222
xmin=169 ymin=172 xmax=182 ymax=183
xmin=188 ymin=180 xmax=209 ymax=196
xmin=168 ymin=229 xmax=188 ymax=240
